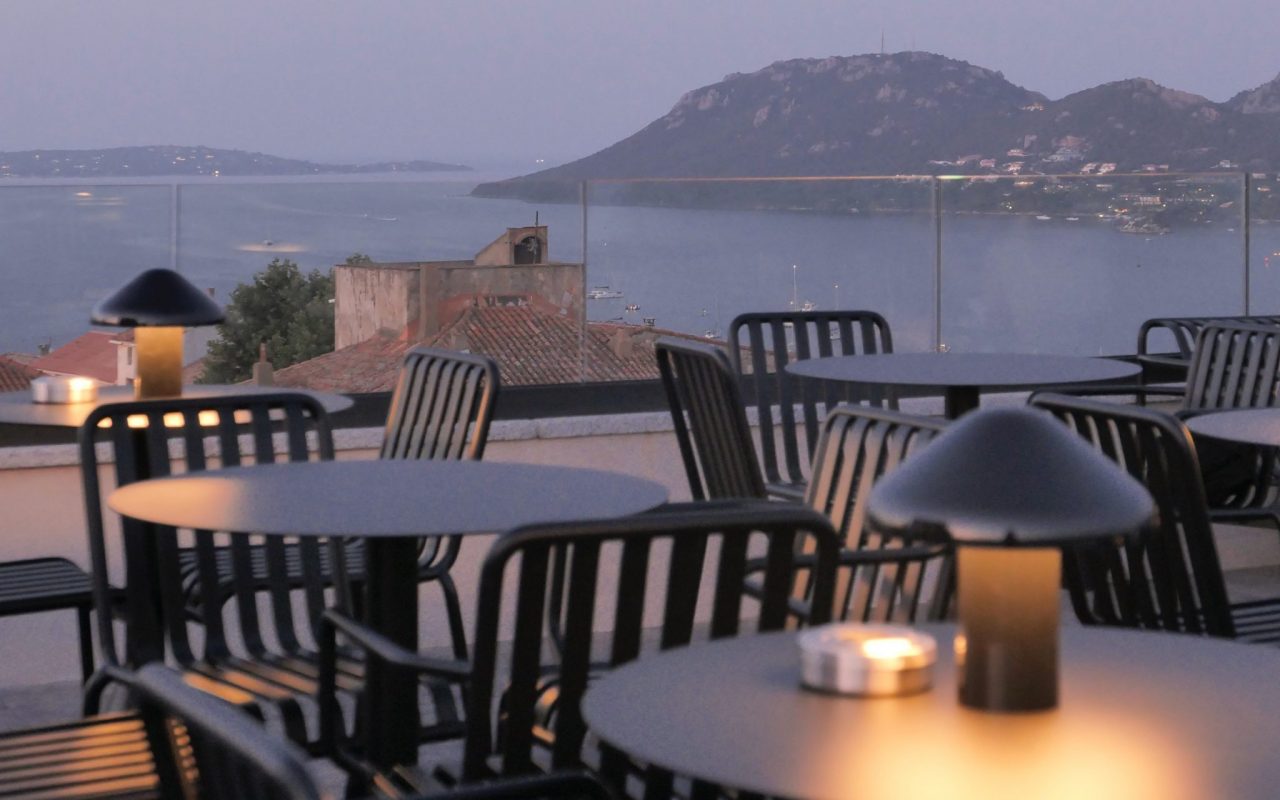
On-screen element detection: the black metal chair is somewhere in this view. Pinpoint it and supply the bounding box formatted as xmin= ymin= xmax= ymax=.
xmin=381 ymin=346 xmax=500 ymax=662
xmin=1056 ymin=321 xmax=1280 ymax=530
xmin=1030 ymin=393 xmax=1280 ymax=641
xmin=0 ymin=662 xmax=321 ymax=800
xmin=656 ymin=337 xmax=767 ymax=501
xmin=804 ymin=405 xmax=952 ymax=622
xmin=77 ymin=392 xmax=414 ymax=754
xmin=729 ymin=310 xmax=895 ymax=500
xmin=1138 ymin=314 xmax=1280 ymax=380
xmin=318 ymin=501 xmax=840 ymax=796
xmin=0 ymin=556 xmax=94 ymax=682
xmin=0 ymin=661 xmax=599 ymax=800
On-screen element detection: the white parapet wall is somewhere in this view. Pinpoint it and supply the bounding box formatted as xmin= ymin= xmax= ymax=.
xmin=0 ymin=413 xmax=694 ymax=686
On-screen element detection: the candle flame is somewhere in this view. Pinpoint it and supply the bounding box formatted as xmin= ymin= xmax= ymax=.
xmin=861 ymin=637 xmax=921 ymax=660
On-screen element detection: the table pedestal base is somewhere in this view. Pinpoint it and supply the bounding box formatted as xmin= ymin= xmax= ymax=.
xmin=363 ymin=537 xmax=420 ymax=770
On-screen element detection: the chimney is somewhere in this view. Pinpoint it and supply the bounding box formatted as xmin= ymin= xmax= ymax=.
xmin=252 ymin=342 xmax=274 ymax=386
xmin=610 ymin=328 xmax=636 ymax=360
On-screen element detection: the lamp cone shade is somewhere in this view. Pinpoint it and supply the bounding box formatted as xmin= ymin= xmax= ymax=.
xmin=867 ymin=406 xmax=1154 ymax=547
xmin=91 ymin=268 xmax=224 ymax=327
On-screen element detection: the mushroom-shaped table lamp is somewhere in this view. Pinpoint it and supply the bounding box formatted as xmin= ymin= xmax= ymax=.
xmin=867 ymin=407 xmax=1154 ymax=712
xmin=91 ymin=269 xmax=224 ymax=399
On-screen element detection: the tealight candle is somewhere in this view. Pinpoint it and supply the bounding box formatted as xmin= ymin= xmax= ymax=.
xmin=30 ymin=375 xmax=99 ymax=404
xmin=798 ymin=623 xmax=936 ymax=697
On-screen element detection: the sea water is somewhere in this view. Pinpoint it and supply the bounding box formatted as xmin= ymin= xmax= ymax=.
xmin=0 ymin=177 xmax=1276 ymax=358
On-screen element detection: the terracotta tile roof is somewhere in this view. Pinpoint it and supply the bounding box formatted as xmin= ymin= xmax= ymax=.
xmin=30 ymin=331 xmax=119 ymax=383
xmin=0 ymin=356 xmax=41 ymax=392
xmin=274 ymin=304 xmax=714 ymax=392
xmin=273 ymin=323 xmax=416 ymax=393
xmin=0 ymin=352 xmax=38 ymax=367
xmin=182 ymin=357 xmax=207 ymax=384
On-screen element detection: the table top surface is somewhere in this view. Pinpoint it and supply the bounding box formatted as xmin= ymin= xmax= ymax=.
xmin=785 ymin=352 xmax=1140 ymax=390
xmin=1183 ymin=408 xmax=1280 ymax=447
xmin=0 ymin=384 xmax=352 ymax=428
xmin=583 ymin=624 xmax=1280 ymax=800
xmin=108 ymin=459 xmax=668 ymax=538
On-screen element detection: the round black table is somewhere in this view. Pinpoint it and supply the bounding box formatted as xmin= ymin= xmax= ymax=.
xmin=1183 ymin=408 xmax=1280 ymax=447
xmin=109 ymin=459 xmax=668 ymax=770
xmin=785 ymin=353 xmax=1141 ymax=418
xmin=0 ymin=384 xmax=352 ymax=427
xmin=583 ymin=625 xmax=1280 ymax=800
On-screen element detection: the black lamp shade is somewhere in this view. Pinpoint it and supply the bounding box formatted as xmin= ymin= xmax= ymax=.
xmin=867 ymin=406 xmax=1154 ymax=547
xmin=91 ymin=268 xmax=224 ymax=327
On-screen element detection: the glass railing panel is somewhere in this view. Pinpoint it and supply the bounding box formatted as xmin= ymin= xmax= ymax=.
xmin=176 ymin=177 xmax=584 ymax=385
xmin=0 ymin=183 xmax=174 ymax=356
xmin=938 ymin=173 xmax=1247 ymax=356
xmin=583 ymin=177 xmax=938 ymax=380
xmin=1248 ymin=174 xmax=1280 ymax=314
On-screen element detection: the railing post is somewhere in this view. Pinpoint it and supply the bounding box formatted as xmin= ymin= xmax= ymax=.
xmin=933 ymin=177 xmax=943 ymax=352
xmin=1244 ymin=172 xmax=1252 ymax=315
xmin=580 ymin=180 xmax=589 ymax=383
xmin=170 ymin=182 xmax=180 ymax=271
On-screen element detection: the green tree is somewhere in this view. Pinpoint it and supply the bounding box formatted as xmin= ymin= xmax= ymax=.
xmin=199 ymin=258 xmax=336 ymax=383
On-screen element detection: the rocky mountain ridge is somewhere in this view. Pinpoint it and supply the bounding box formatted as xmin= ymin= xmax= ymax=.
xmin=474 ymin=52 xmax=1280 ymax=201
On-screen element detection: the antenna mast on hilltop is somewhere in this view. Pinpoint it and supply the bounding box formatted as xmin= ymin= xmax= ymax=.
xmin=880 ymin=31 xmax=885 ymax=56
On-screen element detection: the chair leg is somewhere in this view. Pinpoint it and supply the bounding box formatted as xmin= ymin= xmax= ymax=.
xmin=438 ymin=573 xmax=469 ymax=661
xmin=83 ymin=667 xmax=110 ymax=715
xmin=76 ymin=604 xmax=95 ymax=684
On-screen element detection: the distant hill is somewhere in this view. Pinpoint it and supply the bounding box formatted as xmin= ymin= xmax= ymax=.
xmin=1229 ymin=72 xmax=1280 ymax=115
xmin=0 ymin=145 xmax=470 ymax=179
xmin=474 ymin=52 xmax=1280 ymax=202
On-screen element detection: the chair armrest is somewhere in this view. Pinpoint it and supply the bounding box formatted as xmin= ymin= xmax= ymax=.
xmin=317 ymin=609 xmax=471 ymax=758
xmin=748 ymin=543 xmax=951 ymax=621
xmin=321 ymin=609 xmax=470 ymax=678
xmin=411 ymin=770 xmax=616 ymax=800
xmin=1031 ymin=383 xmax=1184 ymax=399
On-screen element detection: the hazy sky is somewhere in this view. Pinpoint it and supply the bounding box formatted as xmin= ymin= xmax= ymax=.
xmin=4 ymin=0 xmax=1279 ymax=171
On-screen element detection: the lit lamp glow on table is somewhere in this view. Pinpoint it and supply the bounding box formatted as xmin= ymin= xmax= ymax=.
xmin=90 ymin=268 xmax=224 ymax=399
xmin=867 ymin=407 xmax=1155 ymax=712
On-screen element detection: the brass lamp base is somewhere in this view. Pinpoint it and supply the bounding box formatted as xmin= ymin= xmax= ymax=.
xmin=134 ymin=327 xmax=184 ymax=399
xmin=956 ymin=547 xmax=1061 ymax=712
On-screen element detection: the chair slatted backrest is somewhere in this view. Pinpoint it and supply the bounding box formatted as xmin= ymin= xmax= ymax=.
xmin=1185 ymin=322 xmax=1280 ymax=411
xmin=133 ymin=664 xmax=321 ymax=800
xmin=656 ymin=337 xmax=766 ymax=500
xmin=79 ymin=393 xmax=342 ymax=671
xmin=1140 ymin=315 xmax=1280 ymax=367
xmin=459 ymin=501 xmax=840 ymax=782
xmin=729 ymin=311 xmax=895 ymax=494
xmin=381 ymin=346 xmax=499 ymax=462
xmin=806 ymin=405 xmax=952 ymax=622
xmin=1029 ymin=394 xmax=1234 ymax=637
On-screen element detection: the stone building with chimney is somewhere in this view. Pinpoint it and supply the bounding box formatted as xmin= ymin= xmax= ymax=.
xmin=276 ymin=226 xmax=701 ymax=391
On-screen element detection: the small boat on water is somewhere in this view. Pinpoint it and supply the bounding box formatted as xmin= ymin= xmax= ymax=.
xmin=587 ymin=286 xmax=624 ymax=300
xmin=1035 ymin=215 xmax=1052 ymax=221
xmin=624 ymin=303 xmax=640 ymax=312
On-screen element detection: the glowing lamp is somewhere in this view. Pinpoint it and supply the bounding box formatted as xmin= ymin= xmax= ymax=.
xmin=867 ymin=407 xmax=1153 ymax=712
xmin=91 ymin=269 xmax=223 ymax=399
xmin=799 ymin=623 xmax=937 ymax=697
